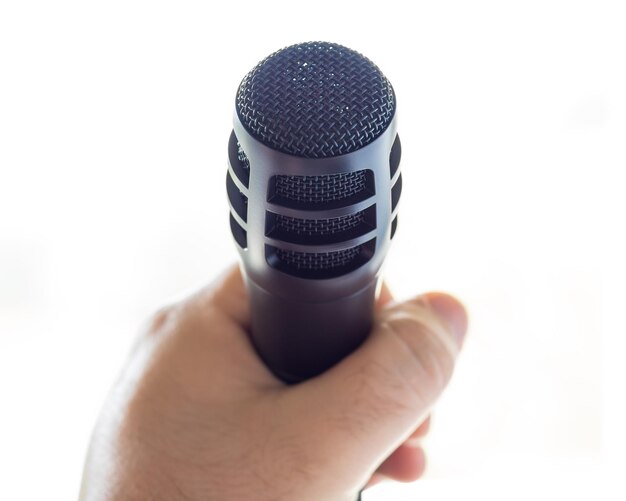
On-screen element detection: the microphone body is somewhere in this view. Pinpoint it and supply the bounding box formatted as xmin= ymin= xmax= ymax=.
xmin=227 ymin=42 xmax=402 ymax=383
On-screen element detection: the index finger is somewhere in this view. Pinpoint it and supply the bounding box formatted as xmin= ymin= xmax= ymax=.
xmin=376 ymin=281 xmax=394 ymax=311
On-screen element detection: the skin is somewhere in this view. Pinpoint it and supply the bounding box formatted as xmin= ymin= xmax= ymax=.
xmin=80 ymin=265 xmax=467 ymax=501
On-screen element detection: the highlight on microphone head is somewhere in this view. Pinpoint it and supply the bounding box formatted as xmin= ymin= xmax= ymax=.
xmin=235 ymin=41 xmax=396 ymax=158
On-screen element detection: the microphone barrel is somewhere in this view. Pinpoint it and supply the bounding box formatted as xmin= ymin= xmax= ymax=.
xmin=246 ymin=277 xmax=377 ymax=382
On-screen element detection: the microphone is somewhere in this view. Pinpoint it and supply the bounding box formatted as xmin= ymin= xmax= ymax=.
xmin=227 ymin=41 xmax=402 ymax=383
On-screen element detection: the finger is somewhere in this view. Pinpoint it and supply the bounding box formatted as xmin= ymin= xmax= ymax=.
xmin=283 ymin=292 xmax=467 ymax=483
xmin=191 ymin=263 xmax=250 ymax=329
xmin=366 ymin=418 xmax=430 ymax=489
xmin=365 ymin=472 xmax=387 ymax=489
xmin=376 ymin=281 xmax=394 ymax=311
xmin=374 ymin=444 xmax=426 ymax=482
xmin=408 ymin=415 xmax=431 ymax=441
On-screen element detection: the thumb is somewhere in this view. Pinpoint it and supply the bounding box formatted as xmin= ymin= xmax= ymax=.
xmin=283 ymin=292 xmax=467 ymax=484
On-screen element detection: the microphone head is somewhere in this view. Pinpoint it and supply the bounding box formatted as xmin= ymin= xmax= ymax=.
xmin=235 ymin=41 xmax=396 ymax=158
xmin=228 ymin=41 xmax=401 ymax=285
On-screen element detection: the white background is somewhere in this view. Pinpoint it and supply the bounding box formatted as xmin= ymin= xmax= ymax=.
xmin=1 ymin=1 xmax=624 ymax=500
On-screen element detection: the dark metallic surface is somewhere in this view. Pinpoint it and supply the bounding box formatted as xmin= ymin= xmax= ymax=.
xmin=227 ymin=42 xmax=401 ymax=382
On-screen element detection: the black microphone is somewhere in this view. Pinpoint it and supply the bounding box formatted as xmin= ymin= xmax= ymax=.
xmin=227 ymin=41 xmax=402 ymax=383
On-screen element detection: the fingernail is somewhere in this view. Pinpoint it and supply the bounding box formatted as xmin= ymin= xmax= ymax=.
xmin=424 ymin=293 xmax=468 ymax=346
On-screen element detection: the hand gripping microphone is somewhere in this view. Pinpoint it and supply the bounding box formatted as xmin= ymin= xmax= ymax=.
xmin=227 ymin=41 xmax=402 ymax=383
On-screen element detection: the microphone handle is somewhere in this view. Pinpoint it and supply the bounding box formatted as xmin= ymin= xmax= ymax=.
xmin=248 ymin=278 xmax=376 ymax=501
xmin=246 ymin=278 xmax=378 ymax=383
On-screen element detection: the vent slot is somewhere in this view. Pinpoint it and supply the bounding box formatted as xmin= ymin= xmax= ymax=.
xmin=390 ymin=134 xmax=401 ymax=179
xmin=390 ymin=216 xmax=398 ymax=239
xmin=226 ymin=172 xmax=248 ymax=221
xmin=269 ymin=170 xmax=374 ymax=210
xmin=391 ymin=174 xmax=402 ymax=211
xmin=228 ymin=130 xmax=250 ymax=188
xmin=266 ymin=239 xmax=376 ymax=279
xmin=266 ymin=205 xmax=376 ymax=245
xmin=230 ymin=214 xmax=247 ymax=249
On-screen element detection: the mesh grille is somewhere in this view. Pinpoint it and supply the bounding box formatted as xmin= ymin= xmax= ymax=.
xmin=237 ymin=142 xmax=250 ymax=171
xmin=275 ymin=171 xmax=366 ymax=204
xmin=275 ymin=246 xmax=362 ymax=271
xmin=228 ymin=131 xmax=250 ymax=187
xmin=276 ymin=211 xmax=364 ymax=237
xmin=236 ymin=41 xmax=395 ymax=158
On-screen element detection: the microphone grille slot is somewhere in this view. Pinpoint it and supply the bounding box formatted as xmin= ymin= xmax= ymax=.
xmin=230 ymin=214 xmax=247 ymax=249
xmin=228 ymin=131 xmax=250 ymax=188
xmin=227 ymin=172 xmax=248 ymax=222
xmin=277 ymin=212 xmax=363 ymax=236
xmin=266 ymin=205 xmax=376 ymax=245
xmin=390 ymin=134 xmax=401 ymax=179
xmin=390 ymin=215 xmax=398 ymax=239
xmin=277 ymin=246 xmax=360 ymax=271
xmin=269 ymin=170 xmax=374 ymax=209
xmin=266 ymin=239 xmax=375 ymax=279
xmin=391 ymin=174 xmax=402 ymax=212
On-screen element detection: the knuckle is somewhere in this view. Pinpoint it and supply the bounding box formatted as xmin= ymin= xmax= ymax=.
xmin=328 ymin=361 xmax=414 ymax=442
xmin=384 ymin=315 xmax=457 ymax=405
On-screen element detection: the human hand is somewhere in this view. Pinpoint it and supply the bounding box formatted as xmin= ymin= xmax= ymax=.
xmin=79 ymin=265 xmax=467 ymax=501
